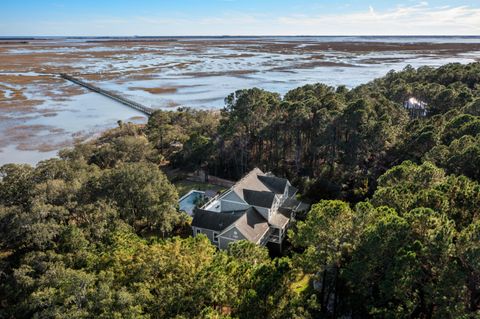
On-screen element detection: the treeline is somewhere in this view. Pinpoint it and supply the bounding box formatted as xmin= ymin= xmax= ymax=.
xmin=151 ymin=62 xmax=480 ymax=202
xmin=0 ymin=62 xmax=479 ymax=318
xmin=149 ymin=85 xmax=408 ymax=202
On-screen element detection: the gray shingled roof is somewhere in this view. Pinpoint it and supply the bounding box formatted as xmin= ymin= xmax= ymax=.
xmin=231 ymin=168 xmax=270 ymax=200
xmin=193 ymin=168 xmax=302 ymax=244
xmin=228 ymin=207 xmax=270 ymax=243
xmin=281 ymin=197 xmax=300 ymax=210
xmin=269 ymin=209 xmax=291 ymax=228
xmin=192 ymin=208 xmax=245 ymax=231
xmin=243 ymin=189 xmax=275 ymax=208
xmin=227 ymin=168 xmax=292 ymax=202
xmin=281 ymin=197 xmax=310 ymax=212
xmin=258 ymin=175 xmax=288 ymax=194
xmin=287 ymin=185 xmax=298 ymax=197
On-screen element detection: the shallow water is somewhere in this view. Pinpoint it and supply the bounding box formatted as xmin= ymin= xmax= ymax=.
xmin=0 ymin=91 xmax=147 ymax=165
xmin=102 ymin=51 xmax=479 ymax=108
xmin=0 ymin=36 xmax=479 ymax=165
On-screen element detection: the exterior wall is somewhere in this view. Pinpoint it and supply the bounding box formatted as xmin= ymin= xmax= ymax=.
xmin=271 ymin=195 xmax=281 ymax=213
xmin=218 ymin=226 xmax=246 ymax=250
xmin=269 ymin=183 xmax=290 ymax=214
xmin=192 ymin=227 xmax=219 ymax=247
xmin=285 ymin=181 xmax=297 ymax=199
xmin=219 ymin=237 xmax=238 ymax=250
xmin=220 ymin=226 xmax=246 ymax=241
xmin=219 ymin=191 xmax=249 ymax=212
xmin=203 ymin=190 xmax=250 ymax=212
xmin=283 ymin=183 xmax=289 ymax=199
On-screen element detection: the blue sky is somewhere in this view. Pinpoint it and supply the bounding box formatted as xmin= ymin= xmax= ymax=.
xmin=1 ymin=0 xmax=479 ymax=36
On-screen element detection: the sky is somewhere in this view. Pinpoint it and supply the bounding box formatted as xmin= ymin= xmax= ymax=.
xmin=1 ymin=0 xmax=479 ymax=36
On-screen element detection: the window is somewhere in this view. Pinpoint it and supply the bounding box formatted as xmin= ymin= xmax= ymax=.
xmin=213 ymin=232 xmax=219 ymax=243
xmin=195 ymin=229 xmax=201 ymax=236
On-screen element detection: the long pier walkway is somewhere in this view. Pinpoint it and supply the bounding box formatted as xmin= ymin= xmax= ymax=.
xmin=60 ymin=73 xmax=154 ymax=116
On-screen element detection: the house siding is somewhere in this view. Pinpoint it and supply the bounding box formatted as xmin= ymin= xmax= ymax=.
xmin=272 ymin=195 xmax=281 ymax=213
xmin=192 ymin=227 xmax=219 ymax=246
xmin=221 ymin=226 xmax=247 ymax=241
xmin=219 ymin=226 xmax=246 ymax=249
xmin=219 ymin=237 xmax=237 ymax=250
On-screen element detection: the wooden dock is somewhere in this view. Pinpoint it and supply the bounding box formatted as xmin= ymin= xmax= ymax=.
xmin=60 ymin=73 xmax=154 ymax=116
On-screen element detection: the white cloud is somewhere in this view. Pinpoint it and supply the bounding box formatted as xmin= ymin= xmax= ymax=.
xmin=3 ymin=2 xmax=480 ymax=36
xmin=274 ymin=3 xmax=480 ymax=35
xmin=129 ymin=3 xmax=480 ymax=36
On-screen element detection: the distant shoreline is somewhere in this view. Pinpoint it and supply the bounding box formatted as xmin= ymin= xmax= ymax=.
xmin=1 ymin=35 xmax=480 ymax=46
xmin=1 ymin=35 xmax=480 ymax=40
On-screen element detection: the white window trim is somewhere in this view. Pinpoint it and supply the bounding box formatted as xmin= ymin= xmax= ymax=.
xmin=213 ymin=232 xmax=219 ymax=243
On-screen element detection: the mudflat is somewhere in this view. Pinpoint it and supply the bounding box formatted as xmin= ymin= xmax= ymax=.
xmin=1 ymin=37 xmax=479 ymax=165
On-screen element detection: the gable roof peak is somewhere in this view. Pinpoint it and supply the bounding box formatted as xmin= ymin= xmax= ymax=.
xmin=242 ymin=189 xmax=276 ymax=208
xmin=223 ymin=207 xmax=270 ymax=243
xmin=231 ymin=167 xmax=270 ymax=199
xmin=257 ymin=175 xmax=288 ymax=194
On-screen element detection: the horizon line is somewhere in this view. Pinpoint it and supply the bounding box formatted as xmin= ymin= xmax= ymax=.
xmin=1 ymin=34 xmax=480 ymax=38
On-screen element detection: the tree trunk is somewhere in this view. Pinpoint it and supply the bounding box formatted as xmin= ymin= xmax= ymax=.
xmin=295 ymin=130 xmax=302 ymax=173
xmin=320 ymin=269 xmax=327 ymax=315
xmin=333 ymin=265 xmax=339 ymax=319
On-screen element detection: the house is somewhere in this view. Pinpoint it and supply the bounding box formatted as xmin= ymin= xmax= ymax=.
xmin=191 ymin=168 xmax=308 ymax=250
xmin=404 ymin=97 xmax=428 ymax=118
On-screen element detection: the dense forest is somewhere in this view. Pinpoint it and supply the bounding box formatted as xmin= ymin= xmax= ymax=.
xmin=1 ymin=62 xmax=479 ymax=318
